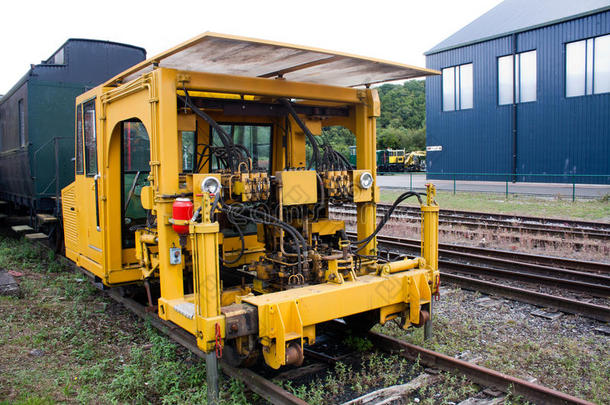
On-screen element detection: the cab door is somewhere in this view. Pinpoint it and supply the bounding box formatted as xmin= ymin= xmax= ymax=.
xmin=79 ymin=99 xmax=103 ymax=264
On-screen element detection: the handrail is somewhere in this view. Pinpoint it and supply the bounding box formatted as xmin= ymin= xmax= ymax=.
xmin=31 ymin=136 xmax=72 ymax=199
xmin=382 ymin=171 xmax=610 ymax=201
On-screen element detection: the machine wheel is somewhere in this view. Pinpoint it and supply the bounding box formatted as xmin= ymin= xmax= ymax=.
xmin=343 ymin=309 xmax=379 ymax=335
xmin=222 ymin=338 xmax=259 ymax=368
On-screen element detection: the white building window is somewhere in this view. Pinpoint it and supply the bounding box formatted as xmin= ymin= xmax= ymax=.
xmin=54 ymin=48 xmax=65 ymax=65
xmin=566 ymin=34 xmax=610 ymax=97
xmin=498 ymin=50 xmax=537 ymax=105
xmin=442 ymin=63 xmax=473 ymax=111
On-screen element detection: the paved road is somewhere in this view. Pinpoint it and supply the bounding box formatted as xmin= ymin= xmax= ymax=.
xmin=376 ymin=173 xmax=610 ymax=198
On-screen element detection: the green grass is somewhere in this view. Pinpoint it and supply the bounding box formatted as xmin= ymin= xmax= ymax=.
xmin=379 ymin=189 xmax=610 ymax=221
xmin=0 ymin=235 xmax=254 ymax=404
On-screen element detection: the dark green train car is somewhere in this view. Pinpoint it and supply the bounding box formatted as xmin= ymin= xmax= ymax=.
xmin=0 ymin=39 xmax=146 ymax=215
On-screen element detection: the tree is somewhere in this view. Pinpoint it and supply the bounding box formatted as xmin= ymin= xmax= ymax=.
xmin=321 ymin=79 xmax=426 ymax=157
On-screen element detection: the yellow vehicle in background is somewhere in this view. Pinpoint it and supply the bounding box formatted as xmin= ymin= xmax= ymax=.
xmin=405 ymin=150 xmax=427 ymax=171
xmin=61 ymin=32 xmax=440 ymax=397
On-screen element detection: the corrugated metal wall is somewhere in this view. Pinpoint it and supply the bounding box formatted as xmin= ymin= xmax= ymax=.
xmin=425 ymin=10 xmax=610 ymax=183
xmin=0 ymin=39 xmax=146 ymax=209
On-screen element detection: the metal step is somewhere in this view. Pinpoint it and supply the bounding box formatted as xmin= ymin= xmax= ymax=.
xmin=173 ymin=301 xmax=195 ymax=320
xmin=0 ymin=200 xmax=7 ymax=205
xmin=36 ymin=213 xmax=58 ymax=224
xmin=11 ymin=225 xmax=34 ymax=233
xmin=0 ymin=214 xmax=7 ymax=220
xmin=25 ymin=233 xmax=49 ymax=240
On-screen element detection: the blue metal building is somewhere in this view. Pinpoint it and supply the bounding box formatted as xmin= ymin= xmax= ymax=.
xmin=425 ymin=0 xmax=610 ymax=183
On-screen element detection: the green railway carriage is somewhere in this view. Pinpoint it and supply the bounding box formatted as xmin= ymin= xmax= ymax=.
xmin=0 ymin=39 xmax=146 ymax=218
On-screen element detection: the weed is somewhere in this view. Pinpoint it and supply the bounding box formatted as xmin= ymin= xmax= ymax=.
xmin=0 ymin=235 xmax=250 ymax=405
xmin=343 ymin=334 xmax=374 ymax=352
xmin=284 ymin=351 xmax=420 ymax=403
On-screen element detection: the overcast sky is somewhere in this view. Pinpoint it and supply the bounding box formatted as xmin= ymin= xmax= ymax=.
xmin=0 ymin=0 xmax=503 ymax=94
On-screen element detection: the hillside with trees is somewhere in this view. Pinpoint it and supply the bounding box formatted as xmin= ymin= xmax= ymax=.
xmin=321 ymin=79 xmax=426 ymax=157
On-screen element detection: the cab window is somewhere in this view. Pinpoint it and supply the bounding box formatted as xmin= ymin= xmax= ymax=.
xmin=122 ymin=120 xmax=151 ymax=248
xmin=181 ymin=131 xmax=196 ymax=172
xmin=211 ymin=124 xmax=271 ymax=172
xmin=84 ymin=100 xmax=97 ymax=176
xmin=75 ymin=104 xmax=84 ymax=174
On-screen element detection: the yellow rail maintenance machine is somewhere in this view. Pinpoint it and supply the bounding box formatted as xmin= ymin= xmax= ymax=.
xmin=62 ymin=32 xmax=440 ymax=395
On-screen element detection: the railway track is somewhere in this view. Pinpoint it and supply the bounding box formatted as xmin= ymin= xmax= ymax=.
xmin=5 ymin=229 xmax=596 ymax=404
xmin=365 ymin=233 xmax=610 ymax=322
xmin=109 ymin=288 xmax=593 ymax=405
xmin=365 ymin=329 xmax=593 ymax=405
xmin=106 ymin=289 xmax=308 ymax=405
xmin=334 ymin=203 xmax=610 ymax=241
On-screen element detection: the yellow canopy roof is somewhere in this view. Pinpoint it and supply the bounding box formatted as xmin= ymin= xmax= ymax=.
xmin=107 ymin=32 xmax=439 ymax=88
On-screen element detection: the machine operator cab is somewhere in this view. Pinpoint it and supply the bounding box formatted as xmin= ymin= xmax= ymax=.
xmin=62 ymin=32 xmax=440 ymax=370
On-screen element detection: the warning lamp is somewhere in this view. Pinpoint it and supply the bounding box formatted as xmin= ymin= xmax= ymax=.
xmin=200 ymin=176 xmax=221 ymax=195
xmin=359 ymin=171 xmax=374 ymax=189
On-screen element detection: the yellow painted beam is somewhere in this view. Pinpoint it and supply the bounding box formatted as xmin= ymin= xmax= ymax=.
xmin=180 ymin=70 xmax=362 ymax=104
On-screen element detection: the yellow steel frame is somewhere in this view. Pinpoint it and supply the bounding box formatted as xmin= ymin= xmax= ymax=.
xmin=62 ymin=65 xmax=440 ymax=369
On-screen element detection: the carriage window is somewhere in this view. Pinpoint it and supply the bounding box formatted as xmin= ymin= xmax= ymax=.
xmin=211 ymin=124 xmax=271 ymax=172
xmin=18 ymin=99 xmax=25 ymax=147
xmin=0 ymin=111 xmax=3 ymax=151
xmin=75 ymin=104 xmax=84 ymax=174
xmin=83 ymin=100 xmax=97 ymax=175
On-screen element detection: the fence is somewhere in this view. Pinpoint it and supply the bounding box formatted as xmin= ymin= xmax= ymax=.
xmin=394 ymin=172 xmax=610 ymax=201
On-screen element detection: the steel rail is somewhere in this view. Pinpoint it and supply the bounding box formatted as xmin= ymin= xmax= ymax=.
xmin=431 ymin=239 xmax=609 ymax=274
xmin=106 ymin=290 xmax=308 ymax=405
xmin=347 ymin=232 xmax=610 ymax=321
xmin=335 ymin=204 xmax=610 ymax=240
xmin=433 ymin=206 xmax=610 ymax=232
xmin=440 ymin=273 xmax=610 ymax=322
xmin=373 ymin=235 xmax=610 ymax=288
xmin=441 ymin=261 xmax=610 ymax=296
xmin=366 ymin=331 xmax=594 ymax=405
xmin=349 ymin=232 xmax=610 ymax=275
xmin=376 ymin=203 xmax=610 ymax=233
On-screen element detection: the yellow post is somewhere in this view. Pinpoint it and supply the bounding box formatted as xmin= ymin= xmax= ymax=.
xmin=191 ymin=194 xmax=224 ymax=352
xmin=421 ymin=184 xmax=439 ymax=340
xmin=154 ymin=68 xmax=184 ymax=301
xmin=421 ymin=184 xmax=439 ymax=274
xmin=355 ymin=89 xmax=380 ymax=258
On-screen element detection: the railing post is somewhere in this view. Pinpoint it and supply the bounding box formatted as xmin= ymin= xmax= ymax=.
xmin=572 ymin=175 xmax=576 ymax=202
xmin=410 ymin=172 xmax=413 ymax=191
xmin=506 ymin=175 xmax=509 ymax=198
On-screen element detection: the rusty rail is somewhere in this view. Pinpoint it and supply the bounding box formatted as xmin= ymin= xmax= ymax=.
xmin=107 ymin=290 xmax=308 ymax=405
xmin=367 ymin=331 xmax=594 ymax=405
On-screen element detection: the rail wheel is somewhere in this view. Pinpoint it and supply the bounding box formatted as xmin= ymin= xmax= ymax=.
xmin=222 ymin=336 xmax=259 ymax=367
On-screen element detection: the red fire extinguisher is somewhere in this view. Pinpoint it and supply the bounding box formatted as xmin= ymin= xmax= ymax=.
xmin=172 ymin=198 xmax=193 ymax=235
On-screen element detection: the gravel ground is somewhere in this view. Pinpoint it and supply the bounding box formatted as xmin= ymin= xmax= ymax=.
xmin=378 ymin=285 xmax=610 ymax=404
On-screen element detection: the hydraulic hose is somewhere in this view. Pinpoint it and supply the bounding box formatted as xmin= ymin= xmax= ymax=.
xmin=278 ymin=98 xmax=321 ymax=170
xmin=352 ymin=191 xmax=424 ymax=253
